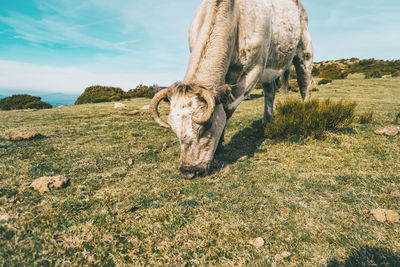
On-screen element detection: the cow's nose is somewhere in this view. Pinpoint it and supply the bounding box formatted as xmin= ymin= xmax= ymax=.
xmin=179 ymin=166 xmax=206 ymax=179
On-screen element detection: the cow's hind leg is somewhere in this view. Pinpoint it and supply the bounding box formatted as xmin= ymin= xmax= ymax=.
xmin=262 ymin=82 xmax=277 ymax=126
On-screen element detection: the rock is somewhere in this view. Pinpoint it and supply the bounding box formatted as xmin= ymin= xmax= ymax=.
xmin=370 ymin=209 xmax=400 ymax=223
xmin=141 ymin=104 xmax=150 ymax=110
xmin=390 ymin=189 xmax=400 ymax=198
xmin=128 ymin=158 xmax=134 ymax=165
xmin=275 ymin=251 xmax=292 ymax=261
xmin=374 ymin=126 xmax=400 ymax=136
xmin=386 ymin=210 xmax=400 ymax=223
xmin=6 ymin=132 xmax=44 ymax=141
xmin=114 ymin=102 xmax=126 ymax=109
xmin=238 ymin=155 xmax=248 ymax=162
xmin=249 ymin=237 xmax=264 ymax=248
xmin=29 ymin=175 xmax=70 ymax=194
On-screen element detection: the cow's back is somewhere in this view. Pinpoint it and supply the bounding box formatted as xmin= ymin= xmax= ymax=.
xmin=232 ymin=0 xmax=302 ymax=83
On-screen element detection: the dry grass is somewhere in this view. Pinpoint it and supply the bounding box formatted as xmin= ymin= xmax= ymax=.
xmin=0 ymin=74 xmax=399 ymax=265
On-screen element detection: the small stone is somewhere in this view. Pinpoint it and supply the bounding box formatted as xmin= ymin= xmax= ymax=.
xmin=374 ymin=126 xmax=400 ymax=136
xmin=114 ymin=102 xmax=126 ymax=109
xmin=390 ymin=189 xmax=400 ymax=198
xmin=238 ymin=155 xmax=248 ymax=162
xmin=6 ymin=132 xmax=44 ymax=141
xmin=0 ymin=214 xmax=10 ymax=221
xmin=128 ymin=158 xmax=134 ymax=165
xmin=141 ymin=104 xmax=150 ymax=110
xmin=249 ymin=237 xmax=264 ymax=248
xmin=371 ymin=209 xmax=387 ymax=223
xmin=370 ymin=209 xmax=400 ymax=223
xmin=386 ymin=210 xmax=400 ymax=223
xmin=274 ymin=252 xmax=291 ymax=262
xmin=29 ymin=175 xmax=70 ymax=194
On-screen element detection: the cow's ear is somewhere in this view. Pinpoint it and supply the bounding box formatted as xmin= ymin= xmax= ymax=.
xmin=214 ymin=84 xmax=235 ymax=106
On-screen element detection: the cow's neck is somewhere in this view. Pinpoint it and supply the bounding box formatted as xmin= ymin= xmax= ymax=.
xmin=183 ymin=0 xmax=236 ymax=89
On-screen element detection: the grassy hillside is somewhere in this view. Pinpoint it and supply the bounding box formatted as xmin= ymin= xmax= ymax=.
xmin=0 ymin=74 xmax=399 ymax=265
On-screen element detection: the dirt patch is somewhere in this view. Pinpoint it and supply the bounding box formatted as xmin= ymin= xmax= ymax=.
xmin=6 ymin=132 xmax=44 ymax=141
xmin=29 ymin=175 xmax=70 ymax=194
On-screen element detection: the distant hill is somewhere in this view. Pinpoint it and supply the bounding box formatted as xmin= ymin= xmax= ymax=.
xmin=0 ymin=90 xmax=78 ymax=106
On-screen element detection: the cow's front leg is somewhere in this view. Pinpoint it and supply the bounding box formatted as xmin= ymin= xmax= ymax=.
xmin=215 ymin=128 xmax=225 ymax=154
xmin=262 ymin=82 xmax=277 ymax=126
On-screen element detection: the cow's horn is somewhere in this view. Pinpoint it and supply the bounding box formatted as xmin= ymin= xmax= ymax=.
xmin=192 ymin=89 xmax=216 ymax=124
xmin=150 ymin=88 xmax=170 ymax=128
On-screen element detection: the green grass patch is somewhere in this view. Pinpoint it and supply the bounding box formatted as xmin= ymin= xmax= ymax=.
xmin=264 ymin=98 xmax=356 ymax=139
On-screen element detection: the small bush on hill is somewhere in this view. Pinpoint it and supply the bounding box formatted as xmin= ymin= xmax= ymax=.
xmin=358 ymin=111 xmax=374 ymax=124
xmin=75 ymin=86 xmax=126 ymax=105
xmin=365 ymin=71 xmax=382 ymax=79
xmin=0 ymin=94 xmax=52 ymax=110
xmin=318 ymin=63 xmax=349 ymax=80
xmin=264 ymin=98 xmax=356 ymax=139
xmin=126 ymin=85 xmax=159 ymax=98
xmin=312 ymin=87 xmax=319 ymax=92
xmin=392 ymin=71 xmax=400 ymax=78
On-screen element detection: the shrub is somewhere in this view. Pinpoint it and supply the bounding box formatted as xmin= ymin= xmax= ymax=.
xmin=312 ymin=87 xmax=319 ymax=92
xmin=264 ymin=98 xmax=356 ymax=139
xmin=396 ymin=112 xmax=400 ymax=124
xmin=358 ymin=111 xmax=374 ymax=124
xmin=318 ymin=63 xmax=349 ymax=80
xmin=0 ymin=94 xmax=52 ymax=110
xmin=365 ymin=71 xmax=382 ymax=79
xmin=126 ymin=85 xmax=159 ymax=98
xmin=318 ymin=79 xmax=332 ymax=85
xmin=75 ymin=86 xmax=126 ymax=105
xmin=392 ymin=71 xmax=400 ymax=78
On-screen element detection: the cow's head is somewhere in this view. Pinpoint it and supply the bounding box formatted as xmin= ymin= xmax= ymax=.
xmin=150 ymin=83 xmax=233 ymax=179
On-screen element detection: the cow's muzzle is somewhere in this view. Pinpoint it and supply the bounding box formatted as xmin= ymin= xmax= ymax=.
xmin=179 ymin=165 xmax=208 ymax=179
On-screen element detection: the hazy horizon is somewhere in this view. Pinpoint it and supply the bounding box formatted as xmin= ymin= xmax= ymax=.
xmin=1 ymin=0 xmax=399 ymax=94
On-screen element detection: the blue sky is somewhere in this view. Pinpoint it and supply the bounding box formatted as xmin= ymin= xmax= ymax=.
xmin=0 ymin=0 xmax=399 ymax=93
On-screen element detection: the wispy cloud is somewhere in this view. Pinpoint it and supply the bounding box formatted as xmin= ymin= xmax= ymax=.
xmin=0 ymin=60 xmax=178 ymax=93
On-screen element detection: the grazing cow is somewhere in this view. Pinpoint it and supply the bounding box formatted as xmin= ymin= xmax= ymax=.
xmin=150 ymin=0 xmax=313 ymax=179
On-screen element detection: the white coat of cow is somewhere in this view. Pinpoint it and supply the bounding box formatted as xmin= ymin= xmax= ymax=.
xmin=150 ymin=0 xmax=313 ymax=179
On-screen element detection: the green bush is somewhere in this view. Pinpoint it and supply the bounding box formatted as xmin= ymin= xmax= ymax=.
xmin=318 ymin=63 xmax=349 ymax=80
xmin=392 ymin=71 xmax=400 ymax=78
xmin=365 ymin=71 xmax=382 ymax=79
xmin=358 ymin=111 xmax=374 ymax=124
xmin=126 ymin=85 xmax=158 ymax=98
xmin=312 ymin=87 xmax=319 ymax=92
xmin=318 ymin=79 xmax=332 ymax=85
xmin=264 ymin=98 xmax=356 ymax=139
xmin=0 ymin=94 xmax=52 ymax=110
xmin=75 ymin=86 xmax=126 ymax=105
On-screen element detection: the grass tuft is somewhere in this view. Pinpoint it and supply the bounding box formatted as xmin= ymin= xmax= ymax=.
xmin=358 ymin=110 xmax=374 ymax=124
xmin=264 ymin=98 xmax=356 ymax=139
